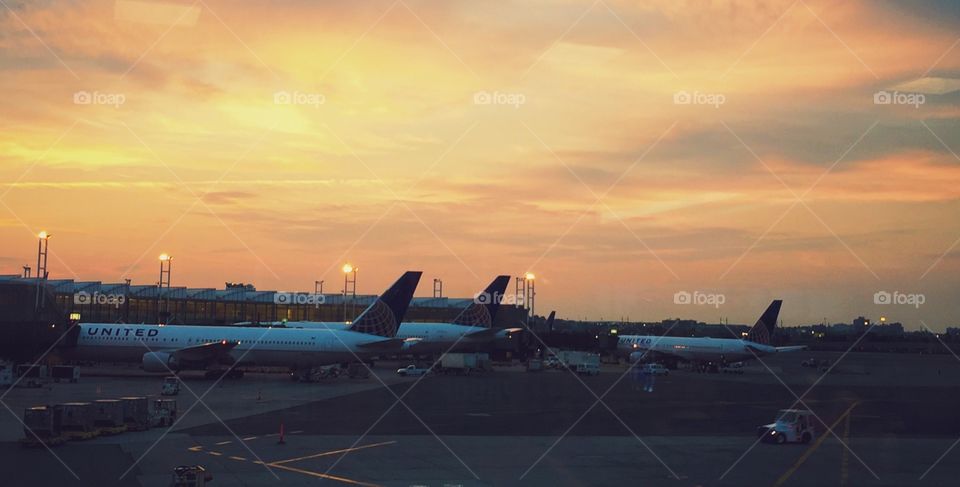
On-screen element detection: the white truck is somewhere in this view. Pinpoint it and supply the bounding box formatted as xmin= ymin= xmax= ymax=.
xmin=557 ymin=351 xmax=601 ymax=376
xmin=757 ymin=409 xmax=816 ymax=444
xmin=396 ymin=365 xmax=431 ymax=377
xmin=440 ymin=353 xmax=490 ymax=375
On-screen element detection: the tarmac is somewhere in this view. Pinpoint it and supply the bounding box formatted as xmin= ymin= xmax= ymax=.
xmin=0 ymin=351 xmax=958 ymax=486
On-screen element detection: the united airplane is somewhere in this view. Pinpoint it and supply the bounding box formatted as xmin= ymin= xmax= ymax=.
xmin=63 ymin=271 xmax=422 ymax=377
xmin=617 ymin=300 xmax=805 ymax=368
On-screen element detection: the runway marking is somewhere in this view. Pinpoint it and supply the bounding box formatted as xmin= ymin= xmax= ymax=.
xmin=840 ymin=411 xmax=851 ymax=487
xmin=215 ymin=440 xmax=232 ymax=446
xmin=773 ymin=401 xmax=860 ymax=487
xmin=268 ymin=462 xmax=382 ymax=487
xmin=186 ymin=437 xmax=390 ymax=487
xmin=271 ymin=440 xmax=398 ymax=465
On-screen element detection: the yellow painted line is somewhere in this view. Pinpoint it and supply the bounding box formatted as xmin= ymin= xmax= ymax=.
xmin=242 ymin=436 xmax=258 ymax=441
xmin=187 ymin=445 xmax=203 ymax=452
xmin=229 ymin=456 xmax=247 ymax=462
xmin=270 ymin=441 xmax=398 ymax=466
xmin=269 ymin=462 xmax=381 ymax=487
xmin=207 ymin=451 xmax=223 ymax=457
xmin=773 ymin=401 xmax=860 ymax=487
xmin=215 ymin=440 xmax=232 ymax=446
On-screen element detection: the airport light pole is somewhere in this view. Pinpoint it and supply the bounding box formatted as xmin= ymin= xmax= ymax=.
xmin=315 ymin=280 xmax=324 ymax=295
xmin=158 ymin=253 xmax=172 ymax=324
xmin=342 ymin=264 xmax=356 ymax=322
xmin=34 ymin=231 xmax=51 ymax=310
xmin=433 ymin=278 xmax=443 ymax=298
xmin=525 ymin=272 xmax=536 ymax=322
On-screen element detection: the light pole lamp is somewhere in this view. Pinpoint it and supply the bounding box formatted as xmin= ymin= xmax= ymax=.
xmin=158 ymin=253 xmax=173 ymax=324
xmin=342 ymin=264 xmax=357 ymax=322
xmin=34 ymin=231 xmax=51 ymax=309
xmin=525 ymin=272 xmax=536 ymax=321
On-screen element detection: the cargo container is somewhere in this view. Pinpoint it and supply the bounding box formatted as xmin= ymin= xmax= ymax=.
xmin=440 ymin=352 xmax=490 ymax=375
xmin=16 ymin=363 xmax=47 ymax=388
xmin=51 ymin=365 xmax=79 ymax=383
xmin=121 ymin=396 xmax=150 ymax=431
xmin=94 ymin=399 xmax=127 ymax=434
xmin=59 ymin=402 xmax=99 ymax=440
xmin=19 ymin=405 xmax=65 ymax=447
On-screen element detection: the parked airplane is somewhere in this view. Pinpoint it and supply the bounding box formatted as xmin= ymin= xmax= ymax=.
xmin=278 ymin=275 xmax=522 ymax=354
xmin=617 ymin=300 xmax=805 ymax=368
xmin=62 ymin=271 xmax=422 ymax=378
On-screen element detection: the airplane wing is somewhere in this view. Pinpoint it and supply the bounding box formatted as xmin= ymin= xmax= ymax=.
xmin=775 ymin=345 xmax=807 ymax=353
xmin=172 ymin=340 xmax=240 ymax=362
xmin=465 ymin=327 xmax=523 ymax=339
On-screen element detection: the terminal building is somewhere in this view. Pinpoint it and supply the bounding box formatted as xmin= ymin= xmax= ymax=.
xmin=0 ymin=275 xmax=529 ymax=327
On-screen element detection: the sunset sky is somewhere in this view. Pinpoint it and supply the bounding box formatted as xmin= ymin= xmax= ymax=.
xmin=1 ymin=0 xmax=959 ymax=329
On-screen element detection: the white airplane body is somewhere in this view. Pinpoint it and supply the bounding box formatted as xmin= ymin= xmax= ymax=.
xmin=618 ymin=300 xmax=805 ymax=364
xmin=63 ymin=271 xmax=423 ymax=373
xmin=275 ymin=276 xmax=521 ymax=354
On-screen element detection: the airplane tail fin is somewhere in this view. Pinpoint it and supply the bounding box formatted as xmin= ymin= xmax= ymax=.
xmin=451 ymin=275 xmax=511 ymax=327
xmin=347 ymin=271 xmax=422 ymax=337
xmin=745 ymin=300 xmax=782 ymax=345
xmin=545 ymin=310 xmax=556 ymax=332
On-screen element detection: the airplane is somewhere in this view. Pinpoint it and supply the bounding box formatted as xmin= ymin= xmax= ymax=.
xmin=275 ymin=275 xmax=523 ymax=355
xmin=62 ymin=271 xmax=423 ymax=378
xmin=617 ymin=300 xmax=805 ymax=369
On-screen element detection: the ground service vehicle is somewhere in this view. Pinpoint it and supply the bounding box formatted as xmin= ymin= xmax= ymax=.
xmin=396 ymin=365 xmax=431 ymax=377
xmin=0 ymin=362 xmax=13 ymax=388
xmin=51 ymin=365 xmax=79 ymax=383
xmin=19 ymin=406 xmax=66 ymax=447
xmin=153 ymin=398 xmax=178 ymax=427
xmin=758 ymin=409 xmax=816 ymax=444
xmin=171 ymin=465 xmax=213 ymax=486
xmin=162 ymin=376 xmax=181 ymax=396
xmin=576 ymin=363 xmax=600 ymax=375
xmin=16 ymin=364 xmax=47 ymax=388
xmin=640 ymin=364 xmax=669 ymax=376
xmin=440 ymin=353 xmax=490 ymax=375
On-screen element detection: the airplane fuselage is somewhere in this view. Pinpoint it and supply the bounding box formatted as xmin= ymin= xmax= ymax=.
xmin=618 ymin=335 xmax=776 ymax=363
xmin=67 ymin=323 xmax=392 ymax=369
xmin=282 ymin=321 xmax=509 ymax=353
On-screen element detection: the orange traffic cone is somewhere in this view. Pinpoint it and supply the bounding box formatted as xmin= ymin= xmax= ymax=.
xmin=277 ymin=423 xmax=286 ymax=445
